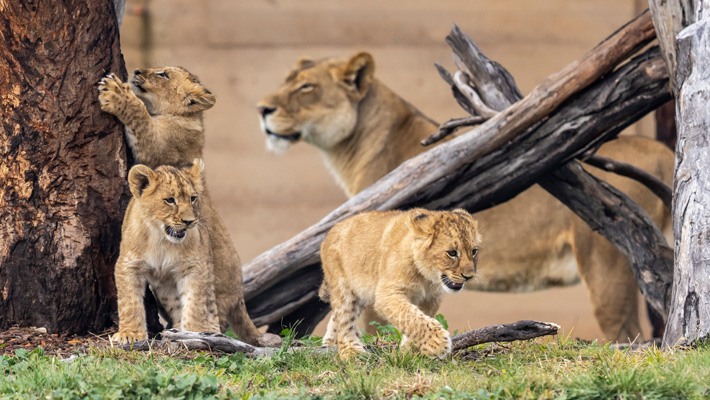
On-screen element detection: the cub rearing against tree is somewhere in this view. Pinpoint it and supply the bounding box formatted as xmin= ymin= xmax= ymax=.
xmin=113 ymin=161 xmax=220 ymax=343
xmin=99 ymin=68 xmax=281 ymax=347
xmin=319 ymin=208 xmax=482 ymax=359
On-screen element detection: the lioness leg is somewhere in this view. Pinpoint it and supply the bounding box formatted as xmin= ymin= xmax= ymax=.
xmin=374 ymin=290 xmax=450 ymax=358
xmin=113 ymin=258 xmax=149 ymax=344
xmin=573 ymin=223 xmax=641 ymax=342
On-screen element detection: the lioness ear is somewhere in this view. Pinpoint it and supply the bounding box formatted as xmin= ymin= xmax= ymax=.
xmin=341 ymin=52 xmax=375 ymax=98
xmin=410 ymin=208 xmax=436 ymax=236
xmin=188 ymin=158 xmax=205 ymax=193
xmin=128 ymin=164 xmax=157 ymax=199
xmin=295 ymin=56 xmax=315 ymax=70
xmin=186 ymin=85 xmax=216 ymax=111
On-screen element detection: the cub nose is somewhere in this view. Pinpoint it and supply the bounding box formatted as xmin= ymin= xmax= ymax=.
xmin=134 ymin=69 xmax=142 ymax=75
xmin=257 ymin=106 xmax=276 ymax=117
xmin=462 ymin=273 xmax=474 ymax=281
xmin=182 ymin=218 xmax=196 ymax=227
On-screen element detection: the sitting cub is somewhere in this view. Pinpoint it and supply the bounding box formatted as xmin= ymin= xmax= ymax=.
xmin=113 ymin=160 xmax=220 ymax=343
xmin=319 ymin=208 xmax=481 ymax=358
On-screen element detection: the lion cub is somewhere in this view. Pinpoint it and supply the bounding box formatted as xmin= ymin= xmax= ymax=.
xmin=113 ymin=160 xmax=220 ymax=343
xmin=319 ymin=208 xmax=481 ymax=358
xmin=99 ymin=68 xmax=281 ymax=347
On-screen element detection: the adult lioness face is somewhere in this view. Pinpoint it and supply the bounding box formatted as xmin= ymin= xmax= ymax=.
xmin=256 ymin=52 xmax=375 ymax=153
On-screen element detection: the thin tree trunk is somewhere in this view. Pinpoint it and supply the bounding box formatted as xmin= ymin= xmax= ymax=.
xmin=663 ymin=13 xmax=710 ymax=347
xmin=0 ymin=1 xmax=128 ymax=333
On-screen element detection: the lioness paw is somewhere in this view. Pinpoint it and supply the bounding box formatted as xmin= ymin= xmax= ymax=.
xmin=111 ymin=329 xmax=148 ymax=345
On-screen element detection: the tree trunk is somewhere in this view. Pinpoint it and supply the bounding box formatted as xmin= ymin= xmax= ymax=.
xmin=0 ymin=1 xmax=128 ymax=334
xmin=663 ymin=13 xmax=710 ymax=347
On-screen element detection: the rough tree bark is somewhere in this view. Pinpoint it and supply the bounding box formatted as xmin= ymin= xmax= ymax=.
xmin=0 ymin=1 xmax=128 ymax=333
xmin=663 ymin=12 xmax=710 ymax=347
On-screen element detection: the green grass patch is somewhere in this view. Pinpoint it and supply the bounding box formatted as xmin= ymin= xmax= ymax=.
xmin=2 ymin=325 xmax=710 ymax=399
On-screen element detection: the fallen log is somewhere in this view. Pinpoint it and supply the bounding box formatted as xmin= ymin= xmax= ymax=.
xmin=117 ymin=321 xmax=559 ymax=355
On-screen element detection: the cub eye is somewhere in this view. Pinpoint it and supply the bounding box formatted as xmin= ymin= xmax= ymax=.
xmin=156 ymin=71 xmax=169 ymax=79
xmin=298 ymin=83 xmax=314 ymax=92
xmin=472 ymin=248 xmax=479 ymax=257
xmin=164 ymin=197 xmax=176 ymax=205
xmin=190 ymin=195 xmax=197 ymax=203
xmin=446 ymin=250 xmax=458 ymax=258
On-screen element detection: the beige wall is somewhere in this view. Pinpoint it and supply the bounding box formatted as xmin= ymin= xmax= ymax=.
xmin=119 ymin=0 xmax=654 ymax=340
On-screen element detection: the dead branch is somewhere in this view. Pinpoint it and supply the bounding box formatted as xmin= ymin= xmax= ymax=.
xmin=453 ymin=71 xmax=498 ymax=118
xmin=421 ymin=116 xmax=487 ymax=146
xmin=581 ymin=154 xmax=673 ymax=209
xmin=452 ymin=320 xmax=560 ymax=350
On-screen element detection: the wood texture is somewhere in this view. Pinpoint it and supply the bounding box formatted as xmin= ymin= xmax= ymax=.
xmin=0 ymin=0 xmax=128 ymax=333
xmin=664 ymin=15 xmax=710 ymax=347
xmin=451 ymin=320 xmax=559 ymax=350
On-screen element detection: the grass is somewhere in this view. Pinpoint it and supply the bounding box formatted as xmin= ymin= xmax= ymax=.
xmin=2 ymin=321 xmax=710 ymax=399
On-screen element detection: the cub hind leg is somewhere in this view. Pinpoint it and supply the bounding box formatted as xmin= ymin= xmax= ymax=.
xmin=329 ymin=285 xmax=365 ymax=359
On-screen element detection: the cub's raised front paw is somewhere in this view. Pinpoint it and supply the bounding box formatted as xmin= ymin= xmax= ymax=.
xmin=418 ymin=326 xmax=451 ymax=358
xmin=97 ymin=73 xmax=131 ymax=114
xmin=256 ymin=333 xmax=283 ymax=348
xmin=112 ymin=329 xmax=148 ymax=345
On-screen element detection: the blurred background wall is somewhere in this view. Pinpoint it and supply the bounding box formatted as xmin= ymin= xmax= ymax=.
xmin=119 ymin=0 xmax=656 ymax=340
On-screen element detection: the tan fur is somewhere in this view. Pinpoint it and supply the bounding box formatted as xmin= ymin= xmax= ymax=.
xmin=101 ymin=68 xmax=281 ymax=347
xmin=258 ymin=52 xmax=675 ymax=342
xmin=319 ymin=209 xmax=481 ymax=358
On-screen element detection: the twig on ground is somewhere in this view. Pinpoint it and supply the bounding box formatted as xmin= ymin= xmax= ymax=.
xmin=451 ymin=320 xmax=560 ymax=350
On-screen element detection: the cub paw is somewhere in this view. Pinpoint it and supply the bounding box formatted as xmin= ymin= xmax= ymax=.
xmin=337 ymin=343 xmax=366 ymax=360
xmin=418 ymin=326 xmax=451 ymax=358
xmin=97 ymin=73 xmax=131 ymax=114
xmin=256 ymin=333 xmax=283 ymax=348
xmin=112 ymin=329 xmax=148 ymax=345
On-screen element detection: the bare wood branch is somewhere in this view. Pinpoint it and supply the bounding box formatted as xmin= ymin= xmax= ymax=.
xmin=538 ymin=162 xmax=673 ymax=320
xmin=421 ymin=116 xmax=487 ymax=147
xmin=435 ymin=62 xmax=479 ymax=116
xmin=452 ymin=320 xmax=560 ymax=350
xmin=243 ymin=11 xmax=657 ymax=302
xmin=453 ymin=71 xmax=498 ymax=118
xmin=581 ymin=154 xmax=672 ymax=209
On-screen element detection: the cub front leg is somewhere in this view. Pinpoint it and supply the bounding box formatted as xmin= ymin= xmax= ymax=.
xmin=177 ymin=261 xmax=220 ymax=333
xmin=113 ymin=258 xmax=149 ymax=344
xmin=374 ymin=290 xmax=450 ymax=358
xmin=97 ymin=73 xmax=152 ymax=137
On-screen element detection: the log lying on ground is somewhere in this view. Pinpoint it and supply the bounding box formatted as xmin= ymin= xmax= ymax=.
xmin=246 ymin=47 xmax=672 ymax=330
xmin=243 ymin=11 xmax=658 ymax=306
xmin=118 ymin=321 xmax=559 ymax=355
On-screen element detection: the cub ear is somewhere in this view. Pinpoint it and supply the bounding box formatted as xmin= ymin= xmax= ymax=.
xmin=128 ymin=164 xmax=157 ymax=199
xmin=187 ymin=158 xmax=205 ymax=193
xmin=295 ymin=56 xmax=316 ymax=70
xmin=410 ymin=208 xmax=436 ymax=236
xmin=340 ymin=52 xmax=375 ymax=98
xmin=186 ymin=85 xmax=216 ymax=111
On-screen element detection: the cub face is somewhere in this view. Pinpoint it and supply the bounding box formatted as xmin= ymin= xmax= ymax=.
xmin=410 ymin=209 xmax=482 ymax=293
xmin=128 ymin=159 xmax=205 ymax=244
xmin=256 ymin=52 xmax=375 ymax=153
xmin=130 ymin=66 xmax=216 ymax=115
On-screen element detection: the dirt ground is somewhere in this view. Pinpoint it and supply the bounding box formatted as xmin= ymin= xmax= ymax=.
xmin=111 ymin=0 xmax=657 ymax=342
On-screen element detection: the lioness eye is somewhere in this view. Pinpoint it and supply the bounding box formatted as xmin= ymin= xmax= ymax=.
xmin=446 ymin=250 xmax=458 ymax=258
xmin=472 ymin=248 xmax=479 ymax=257
xmin=190 ymin=195 xmax=197 ymax=203
xmin=298 ymin=83 xmax=314 ymax=92
xmin=156 ymin=71 xmax=169 ymax=79
xmin=164 ymin=197 xmax=176 ymax=205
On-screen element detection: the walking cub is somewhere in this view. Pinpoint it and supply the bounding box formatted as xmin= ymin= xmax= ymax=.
xmin=319 ymin=208 xmax=482 ymax=358
xmin=99 ymin=68 xmax=281 ymax=347
xmin=113 ymin=160 xmax=220 ymax=343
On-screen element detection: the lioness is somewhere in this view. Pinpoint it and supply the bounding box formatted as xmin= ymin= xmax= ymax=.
xmin=319 ymin=208 xmax=481 ymax=358
xmin=257 ymin=52 xmax=674 ymax=342
xmin=99 ymin=68 xmax=281 ymax=347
